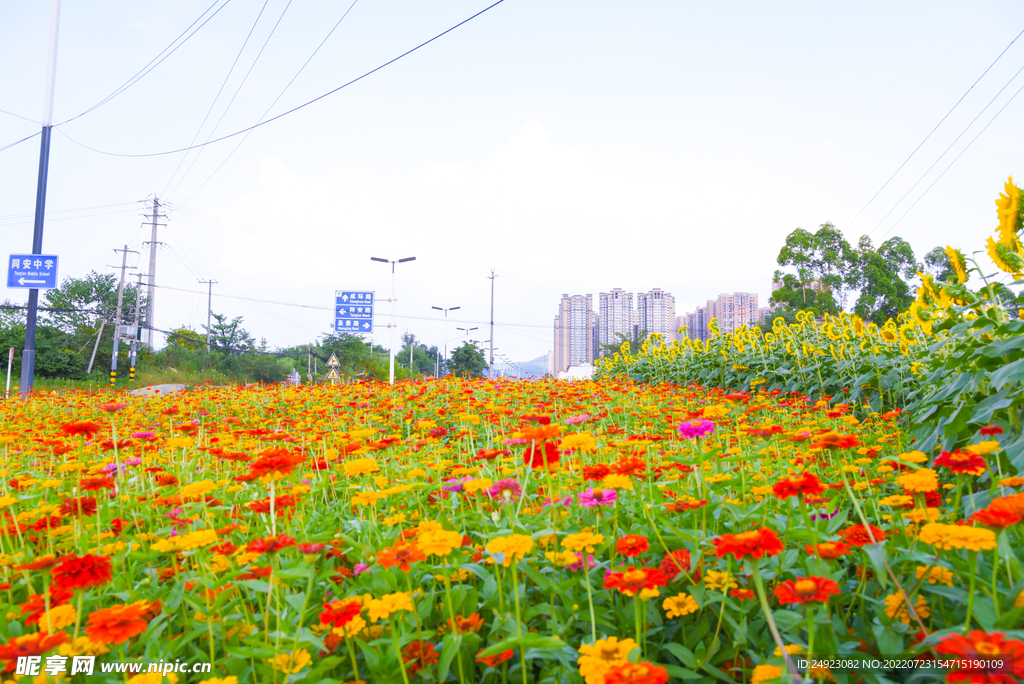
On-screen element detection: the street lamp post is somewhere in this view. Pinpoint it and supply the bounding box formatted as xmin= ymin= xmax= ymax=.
xmin=431 ymin=305 xmax=459 ymax=376
xmin=371 ymin=256 xmax=416 ymax=385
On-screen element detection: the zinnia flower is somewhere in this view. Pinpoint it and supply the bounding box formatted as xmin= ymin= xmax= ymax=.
xmin=935 ymin=631 xmax=1024 ymax=683
xmin=713 ymin=528 xmax=784 ymax=560
xmin=59 ymin=421 xmax=104 ymax=438
xmin=805 ymin=541 xmax=854 ymax=559
xmin=662 ymin=593 xmax=699 ymax=617
xmin=579 ymin=487 xmax=617 ymax=508
xmin=933 ymin=450 xmax=987 ymax=476
xmin=319 ymin=600 xmax=361 ymax=629
xmin=84 ymin=602 xmax=151 ymax=644
xmin=883 ymin=592 xmax=930 ymax=624
xmin=603 ymin=567 xmax=668 ymax=597
xmin=476 ymin=648 xmax=514 ymax=668
xmin=774 ymin=576 xmax=841 ymax=604
xmin=487 ymin=479 xmax=522 ymax=502
xmin=485 ymin=534 xmax=534 ymax=566
xmin=677 ymin=420 xmax=715 ymax=439
xmin=523 ymin=441 xmax=560 ymax=469
xmin=772 ymin=472 xmax=825 ymax=500
xmin=401 ymin=640 xmax=439 ymax=678
xmin=248 ymin=447 xmax=305 ymax=477
xmin=0 ymin=632 xmax=70 ymax=672
xmin=839 ymin=524 xmax=886 ymax=547
xmin=615 ymin=535 xmax=649 ymax=558
xmin=51 ymin=554 xmax=113 ymax=592
xmin=604 ymin=661 xmax=670 ymax=684
xmin=376 ymin=541 xmax=426 ymax=572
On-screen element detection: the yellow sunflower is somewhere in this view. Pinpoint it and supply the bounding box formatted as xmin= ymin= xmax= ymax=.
xmin=944 ymin=246 xmax=968 ymax=284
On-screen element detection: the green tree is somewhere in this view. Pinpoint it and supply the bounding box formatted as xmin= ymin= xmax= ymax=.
xmin=598 ymin=331 xmax=648 ymax=358
xmin=922 ymin=246 xmax=955 ymax=283
xmin=43 ymin=271 xmax=145 ymax=337
xmin=852 ymin=235 xmax=917 ymax=323
xmin=204 ymin=313 xmax=255 ymax=354
xmin=771 ymin=223 xmax=855 ymax=314
xmin=448 ymin=341 xmax=487 ymax=377
xmin=167 ymin=325 xmax=206 ymax=352
xmin=399 ymin=332 xmax=441 ymax=377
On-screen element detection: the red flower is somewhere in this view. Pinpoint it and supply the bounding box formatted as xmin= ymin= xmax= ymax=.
xmin=774 ymin=576 xmax=841 ymax=604
xmin=604 ymin=662 xmax=670 ymax=684
xmin=772 ymin=472 xmax=825 ymax=500
xmin=659 ymin=549 xmax=701 ymax=581
xmin=401 ymin=640 xmax=439 ymax=678
xmin=14 ymin=555 xmax=61 ymax=572
xmin=979 ymin=425 xmax=1004 ymax=436
xmin=0 ymin=632 xmax=70 ymax=672
xmin=20 ymin=587 xmax=74 ymax=626
xmin=840 ymin=524 xmax=886 ymax=547
xmin=730 ymin=588 xmax=755 ymax=600
xmin=523 ymin=441 xmax=560 ymax=470
xmin=935 ymin=631 xmax=1024 ymax=683
xmin=933 ymin=450 xmax=987 ymax=476
xmin=810 ymin=432 xmax=860 ymax=450
xmin=247 ymin=535 xmax=297 ymax=555
xmin=603 ymin=567 xmax=668 ymax=596
xmin=970 ymin=502 xmax=1021 ymax=530
xmin=297 ymin=542 xmax=326 ymax=560
xmin=376 ymin=541 xmax=426 ymax=572
xmin=59 ymin=497 xmax=98 ymax=517
xmin=615 ymin=535 xmax=649 ymax=558
xmin=476 ymin=649 xmax=514 ymax=667
xmin=582 ymin=464 xmax=611 ymax=481
xmin=713 ymin=528 xmax=784 ymax=560
xmin=247 ymin=447 xmax=305 ymax=477
xmin=52 ymin=554 xmax=113 ymax=592
xmin=805 ymin=541 xmax=854 ymax=559
xmin=319 ymin=600 xmax=361 ymax=629
xmin=59 ymin=421 xmax=104 ymax=438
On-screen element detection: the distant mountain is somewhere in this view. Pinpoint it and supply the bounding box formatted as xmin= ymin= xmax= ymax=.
xmin=514 ymin=354 xmax=549 ymax=378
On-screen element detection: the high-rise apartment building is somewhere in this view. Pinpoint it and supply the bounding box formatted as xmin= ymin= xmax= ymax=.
xmin=598 ymin=289 xmax=634 ymax=349
xmin=636 ymin=288 xmax=676 ymax=342
xmin=680 ymin=292 xmax=760 ymax=341
xmin=552 ymin=294 xmax=595 ymax=373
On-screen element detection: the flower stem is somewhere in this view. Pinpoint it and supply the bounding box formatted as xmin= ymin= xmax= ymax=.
xmin=965 ymin=550 xmax=978 ymax=630
xmin=511 ymin=562 xmax=528 ymax=684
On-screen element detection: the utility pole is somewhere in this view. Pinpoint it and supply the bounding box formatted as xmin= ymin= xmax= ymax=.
xmin=142 ymin=196 xmax=166 ymax=349
xmin=199 ymin=279 xmax=217 ymax=352
xmin=371 ymin=256 xmax=416 ymax=385
xmin=109 ymin=245 xmax=137 ymax=386
xmin=19 ymin=0 xmax=61 ymax=397
xmin=129 ymin=273 xmax=143 ymax=382
xmin=408 ymin=329 xmax=415 ymax=376
xmin=488 ymin=269 xmax=497 ymax=379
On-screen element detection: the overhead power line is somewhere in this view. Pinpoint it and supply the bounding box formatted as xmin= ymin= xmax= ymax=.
xmin=55 ymin=0 xmax=507 ymax=158
xmin=845 ymin=27 xmax=1024 ymax=231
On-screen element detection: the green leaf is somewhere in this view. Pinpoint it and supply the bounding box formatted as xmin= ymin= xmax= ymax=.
xmin=664 ymin=642 xmax=697 ymax=669
xmin=664 ymin=664 xmax=703 ymax=680
xmin=862 ymin=542 xmax=889 ymax=589
xmin=990 ymin=357 xmax=1024 ymax=390
xmin=437 ymin=633 xmax=461 ymax=681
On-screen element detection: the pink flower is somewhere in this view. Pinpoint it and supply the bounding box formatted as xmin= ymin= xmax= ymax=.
xmin=677 ymin=419 xmax=715 ymax=439
xmin=566 ymin=414 xmax=591 ymax=425
xmin=569 ymin=553 xmax=597 ymax=572
xmin=578 ymin=487 xmax=617 ymax=508
xmin=487 ymin=479 xmax=522 ymax=502
xmin=353 ymin=563 xmax=370 ymax=575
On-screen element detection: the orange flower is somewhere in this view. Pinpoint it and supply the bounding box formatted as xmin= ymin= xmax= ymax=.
xmin=935 ymin=631 xmax=1024 ymax=683
xmin=774 ymin=576 xmax=841 ymax=604
xmin=772 ymin=472 xmax=824 ymax=500
xmin=448 ymin=613 xmax=484 ymax=634
xmin=970 ymin=504 xmax=1021 ymax=530
xmin=615 ymin=535 xmax=649 ymax=558
xmin=319 ymin=600 xmax=361 ymax=628
xmin=376 ymin=541 xmax=426 ymax=572
xmin=604 ymin=661 xmax=670 ymax=684
xmin=52 ymin=554 xmax=113 ymax=592
xmin=603 ymin=567 xmax=668 ymax=597
xmin=248 ymin=447 xmax=305 ymax=477
xmin=0 ymin=632 xmax=70 ymax=672
xmin=840 ymin=524 xmax=886 ymax=547
xmin=84 ymin=602 xmax=151 ymax=645
xmin=659 ymin=549 xmax=701 ymax=582
xmin=805 ymin=541 xmax=854 ymax=559
xmin=401 ymin=640 xmax=439 ymax=678
xmin=811 ymin=432 xmax=860 ymax=450
xmin=477 ymin=649 xmax=514 ymax=667
xmin=59 ymin=421 xmax=104 ymax=438
xmin=933 ymin=450 xmax=987 ymax=476
xmin=713 ymin=528 xmax=784 ymax=560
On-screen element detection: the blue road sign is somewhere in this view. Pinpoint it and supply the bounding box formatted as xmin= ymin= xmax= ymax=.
xmin=7 ymin=254 xmax=59 ymax=289
xmin=334 ymin=290 xmax=374 ymax=333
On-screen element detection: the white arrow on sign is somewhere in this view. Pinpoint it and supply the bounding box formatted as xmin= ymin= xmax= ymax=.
xmin=341 ymin=294 xmax=349 ymax=301
xmin=19 ymin=277 xmax=46 ymax=285
xmin=338 ymin=307 xmax=347 ymax=315
xmin=362 ymin=322 xmax=370 ymax=329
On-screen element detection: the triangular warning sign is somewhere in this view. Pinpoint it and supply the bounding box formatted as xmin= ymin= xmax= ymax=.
xmin=325 ymin=368 xmax=341 ymax=380
xmin=326 ymin=353 xmax=341 ymax=367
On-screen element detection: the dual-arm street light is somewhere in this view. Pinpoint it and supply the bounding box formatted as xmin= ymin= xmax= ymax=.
xmin=371 ymin=256 xmax=416 ymax=385
xmin=431 ymin=305 xmax=459 ymax=376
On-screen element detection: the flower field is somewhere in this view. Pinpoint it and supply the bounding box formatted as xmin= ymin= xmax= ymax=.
xmin=1 ymin=378 xmax=1023 ymax=684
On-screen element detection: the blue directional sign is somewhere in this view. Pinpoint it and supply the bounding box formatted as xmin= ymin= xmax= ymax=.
xmin=334 ymin=290 xmax=374 ymax=333
xmin=7 ymin=254 xmax=59 ymax=289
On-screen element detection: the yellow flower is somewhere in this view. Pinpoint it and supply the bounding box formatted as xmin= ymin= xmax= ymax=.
xmin=561 ymin=432 xmax=597 ymax=452
xmin=208 ymin=555 xmax=231 ymax=573
xmin=773 ymin=644 xmax=805 ymax=656
xmin=343 ymin=458 xmax=380 ymax=477
xmin=0 ymin=495 xmax=18 ymax=508
xmin=42 ymin=604 xmax=77 ymax=630
xmin=704 ymin=570 xmax=738 ymax=592
xmin=898 ymin=451 xmax=928 ymax=464
xmin=577 ymin=637 xmax=638 ymax=684
xmin=562 ymin=532 xmax=604 ymax=554
xmin=883 ymin=592 xmax=930 ymax=624
xmin=178 ymin=528 xmax=218 ymax=551
xmin=201 ymin=678 xmax=239 ymax=684
xmin=915 ymin=565 xmax=954 ymax=587
xmin=416 ymin=529 xmax=464 ymax=557
xmin=267 ymin=649 xmax=311 ymax=674
xmin=485 ymin=534 xmax=534 ymax=567
xmin=127 ymin=674 xmax=178 ymax=684
xmin=601 ymin=474 xmax=633 ymax=490
xmin=58 ymin=636 xmax=109 ymax=657
xmin=463 ymin=478 xmax=493 ymax=495
xmin=752 ymin=664 xmax=783 ymax=684
xmin=383 ymin=513 xmax=407 ymax=527
xmin=995 ymin=176 xmax=1022 ymax=246
xmin=898 ymin=468 xmax=938 ymax=494
xmin=179 ymin=479 xmax=216 ymax=498
xmin=1016 ymin=588 xmax=1024 ymax=609
xmin=545 ymin=550 xmax=578 ymax=568
xmin=662 ymin=593 xmax=699 ymax=617
xmin=999 ymin=476 xmax=1024 ymax=488
xmin=946 ymin=246 xmax=968 ymax=284
xmin=902 ymin=508 xmax=941 ymax=523
xmin=918 ymin=523 xmax=997 ymax=551
xmin=151 ymin=537 xmax=185 ymax=553
xmin=878 ymin=495 xmax=913 ymax=507
xmin=964 ymin=441 xmax=1001 ymax=456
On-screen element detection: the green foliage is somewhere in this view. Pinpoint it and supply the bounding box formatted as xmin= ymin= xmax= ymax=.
xmin=168 ymin=325 xmax=206 ymax=352
xmin=597 ymin=331 xmax=647 ymax=358
xmin=922 ymin=245 xmax=954 ymax=283
xmin=772 ymin=223 xmax=853 ymax=313
xmin=448 ymin=341 xmax=488 ymax=377
xmin=204 ymin=313 xmax=255 ymax=354
xmin=852 ymin=235 xmax=917 ymax=323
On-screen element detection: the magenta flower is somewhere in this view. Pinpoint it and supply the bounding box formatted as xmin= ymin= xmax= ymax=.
xmin=353 ymin=563 xmax=370 ymax=575
xmin=487 ymin=478 xmax=522 ymax=502
xmin=677 ymin=419 xmax=715 ymax=439
xmin=568 ymin=553 xmax=598 ymax=572
xmin=543 ymin=495 xmax=572 ymax=507
xmin=578 ymin=487 xmax=617 ymax=508
xmin=565 ymin=414 xmax=591 ymax=425
xmin=443 ymin=477 xmax=472 ymax=492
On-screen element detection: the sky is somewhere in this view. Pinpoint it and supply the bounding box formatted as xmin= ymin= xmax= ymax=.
xmin=2 ymin=1 xmax=1023 ymax=368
